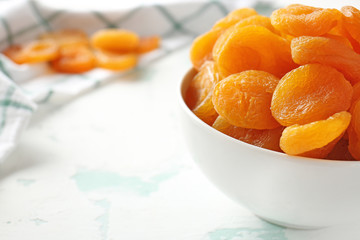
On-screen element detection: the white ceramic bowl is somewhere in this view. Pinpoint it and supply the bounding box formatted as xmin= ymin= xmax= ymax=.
xmin=179 ymin=68 xmax=360 ymax=229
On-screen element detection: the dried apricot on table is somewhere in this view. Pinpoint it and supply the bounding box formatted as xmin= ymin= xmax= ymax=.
xmin=280 ymin=111 xmax=351 ymax=158
xmin=271 ymin=64 xmax=353 ymax=126
xmin=291 ymin=36 xmax=360 ymax=85
xmin=270 ymin=4 xmax=342 ymax=36
xmin=212 ymin=8 xmax=258 ymax=30
xmin=91 ymin=29 xmax=140 ymax=53
xmin=51 ymin=45 xmax=96 ymax=73
xmin=21 ymin=40 xmax=59 ymax=63
xmin=213 ymin=25 xmax=297 ymax=78
xmin=186 ymin=61 xmax=220 ymax=125
xmin=95 ymin=50 xmax=137 ymax=71
xmin=39 ymin=29 xmax=89 ymax=47
xmin=190 ymin=28 xmax=223 ymax=71
xmin=3 ymin=45 xmax=27 ymax=64
xmin=3 ymin=40 xmax=59 ymax=64
xmin=212 ymin=70 xmax=280 ymax=129
xmin=136 ymin=36 xmax=161 ymax=54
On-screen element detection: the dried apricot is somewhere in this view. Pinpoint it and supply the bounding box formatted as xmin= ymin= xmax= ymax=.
xmin=326 ymin=137 xmax=355 ymax=160
xmin=212 ymin=8 xmax=258 ymax=30
xmin=348 ymin=130 xmax=360 ymax=160
xmin=349 ymin=98 xmax=360 ymax=134
xmin=51 ymin=45 xmax=96 ymax=73
xmin=39 ymin=29 xmax=89 ymax=47
xmin=190 ymin=28 xmax=223 ymax=71
xmin=300 ymin=134 xmax=344 ymax=159
xmin=341 ymin=7 xmax=360 ymax=48
xmin=347 ymin=98 xmax=360 ymax=160
xmin=233 ymin=15 xmax=278 ymax=34
xmin=212 ymin=70 xmax=280 ymax=129
xmin=271 ymin=4 xmax=342 ymax=36
xmin=280 ymin=111 xmax=351 ymax=157
xmin=212 ymin=116 xmax=231 ymax=132
xmin=271 ymin=64 xmax=353 ymax=126
xmin=3 ymin=45 xmax=27 ymax=64
xmin=213 ymin=25 xmax=297 ymax=78
xmin=21 ymin=40 xmax=59 ymax=63
xmin=136 ymin=36 xmax=160 ymax=54
xmin=95 ymin=50 xmax=137 ymax=71
xmin=3 ymin=40 xmax=58 ymax=64
xmin=91 ymin=29 xmax=139 ymax=53
xmin=352 ymin=81 xmax=360 ymax=103
xmin=321 ymin=33 xmax=353 ymax=48
xmin=291 ymin=36 xmax=360 ymax=85
xmin=186 ymin=61 xmax=220 ymax=125
xmin=213 ymin=117 xmax=283 ymax=152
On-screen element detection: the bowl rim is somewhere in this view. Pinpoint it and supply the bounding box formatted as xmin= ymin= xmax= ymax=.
xmin=179 ymin=67 xmax=360 ymax=166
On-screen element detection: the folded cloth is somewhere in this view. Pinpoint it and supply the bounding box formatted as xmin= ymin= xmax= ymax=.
xmin=0 ymin=71 xmax=36 ymax=161
xmin=0 ymin=0 xmax=257 ymax=162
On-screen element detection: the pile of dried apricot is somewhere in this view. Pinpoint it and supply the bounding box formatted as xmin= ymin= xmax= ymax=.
xmin=2 ymin=29 xmax=160 ymax=73
xmin=185 ymin=4 xmax=360 ymax=160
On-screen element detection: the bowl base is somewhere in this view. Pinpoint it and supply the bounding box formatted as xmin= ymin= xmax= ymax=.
xmin=256 ymin=215 xmax=326 ymax=230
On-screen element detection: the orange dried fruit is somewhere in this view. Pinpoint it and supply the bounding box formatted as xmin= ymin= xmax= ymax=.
xmin=299 ymin=134 xmax=344 ymax=159
xmin=212 ymin=70 xmax=280 ymax=129
xmin=321 ymin=33 xmax=353 ymax=48
xmin=91 ymin=29 xmax=140 ymax=53
xmin=341 ymin=6 xmax=360 ymax=47
xmin=191 ymin=15 xmax=278 ymax=72
xmin=291 ymin=36 xmax=360 ymax=85
xmin=3 ymin=45 xmax=27 ymax=64
xmin=95 ymin=50 xmax=137 ymax=71
xmin=136 ymin=36 xmax=161 ymax=54
xmin=21 ymin=39 xmax=59 ymax=63
xmin=271 ymin=4 xmax=342 ymax=36
xmin=39 ymin=29 xmax=89 ymax=47
xmin=352 ymin=81 xmax=360 ymax=103
xmin=3 ymin=40 xmax=59 ymax=64
xmin=212 ymin=116 xmax=231 ymax=131
xmin=186 ymin=61 xmax=220 ymax=125
xmin=193 ymin=95 xmax=219 ymax=125
xmin=280 ymin=111 xmax=351 ymax=157
xmin=348 ymin=97 xmax=360 ymax=159
xmin=348 ymin=124 xmax=360 ymax=160
xmin=212 ymin=8 xmax=258 ymax=30
xmin=213 ymin=116 xmax=283 ymax=152
xmin=213 ymin=25 xmax=297 ymax=78
xmin=190 ymin=28 xmax=223 ymax=71
xmin=326 ymin=137 xmax=355 ymax=160
xmin=233 ymin=15 xmax=279 ymax=34
xmin=344 ymin=92 xmax=360 ymax=160
xmin=271 ymin=64 xmax=353 ymax=126
xmin=51 ymin=45 xmax=96 ymax=73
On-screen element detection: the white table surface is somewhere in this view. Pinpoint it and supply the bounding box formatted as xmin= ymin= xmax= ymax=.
xmin=1 ymin=45 xmax=360 ymax=240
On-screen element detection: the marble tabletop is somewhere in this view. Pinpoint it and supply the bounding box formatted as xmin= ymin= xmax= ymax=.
xmin=1 ymin=46 xmax=360 ymax=240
